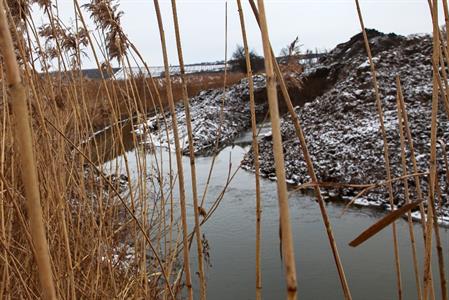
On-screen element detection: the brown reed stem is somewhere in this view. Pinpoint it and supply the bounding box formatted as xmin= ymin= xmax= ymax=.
xmin=153 ymin=1 xmax=193 ymax=299
xmin=170 ymin=1 xmax=206 ymax=299
xmin=438 ymin=140 xmax=449 ymax=196
xmin=236 ymin=1 xmax=263 ymax=298
xmin=44 ymin=118 xmax=176 ymax=299
xmin=442 ymin=0 xmax=449 ymax=58
xmin=0 ymin=63 xmax=9 ymax=300
xmin=0 ymin=1 xmax=57 ymax=299
xmin=396 ymin=76 xmax=428 ymax=239
xmin=423 ymin=1 xmax=441 ymax=299
xmin=249 ymin=1 xmax=351 ymax=298
xmin=256 ymin=1 xmax=297 ymax=299
xmin=396 ymin=76 xmax=422 ymax=300
xmin=431 ymin=190 xmax=448 ymax=300
xmin=354 ymin=1 xmax=403 ymax=298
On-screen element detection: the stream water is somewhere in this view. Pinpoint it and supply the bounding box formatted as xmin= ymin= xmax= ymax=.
xmin=101 ymin=124 xmax=449 ymax=300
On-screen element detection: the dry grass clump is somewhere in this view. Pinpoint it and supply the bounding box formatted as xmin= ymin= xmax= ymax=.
xmin=47 ymin=71 xmax=245 ymax=131
xmin=0 ymin=1 xmax=195 ymax=298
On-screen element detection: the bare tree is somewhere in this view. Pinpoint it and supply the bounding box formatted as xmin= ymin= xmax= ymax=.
xmin=230 ymin=44 xmax=264 ymax=73
xmin=279 ymin=36 xmax=302 ymax=57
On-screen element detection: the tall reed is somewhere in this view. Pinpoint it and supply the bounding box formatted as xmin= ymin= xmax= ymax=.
xmin=236 ymin=1 xmax=263 ymax=298
xmin=249 ymin=1 xmax=351 ymax=298
xmin=423 ymin=1 xmax=441 ymax=299
xmin=0 ymin=1 xmax=56 ymax=299
xmin=395 ymin=76 xmax=422 ymax=300
xmin=256 ymin=1 xmax=297 ymax=299
xmin=354 ymin=1 xmax=403 ymax=298
xmin=170 ymin=0 xmax=207 ymax=298
xmin=153 ymin=1 xmax=193 ymax=299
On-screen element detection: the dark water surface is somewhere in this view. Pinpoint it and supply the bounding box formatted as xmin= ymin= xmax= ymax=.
xmin=103 ymin=127 xmax=449 ymax=300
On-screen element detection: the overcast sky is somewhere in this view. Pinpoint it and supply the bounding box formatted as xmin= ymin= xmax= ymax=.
xmin=37 ymin=0 xmax=442 ymax=68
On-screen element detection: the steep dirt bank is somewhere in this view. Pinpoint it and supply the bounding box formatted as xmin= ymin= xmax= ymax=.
xmin=242 ymin=30 xmax=449 ymax=223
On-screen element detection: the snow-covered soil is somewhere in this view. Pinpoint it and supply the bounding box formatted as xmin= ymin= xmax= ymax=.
xmin=241 ymin=30 xmax=449 ymax=225
xmin=135 ymin=75 xmax=267 ymax=155
xmin=115 ymin=64 xmax=226 ymax=79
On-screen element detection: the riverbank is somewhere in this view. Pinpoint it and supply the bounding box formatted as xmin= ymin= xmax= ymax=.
xmin=102 ymin=127 xmax=448 ymax=299
xmin=134 ymin=75 xmax=268 ymax=155
xmin=241 ymin=30 xmax=449 ymax=224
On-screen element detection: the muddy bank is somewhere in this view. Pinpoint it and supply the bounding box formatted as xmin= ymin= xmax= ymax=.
xmin=242 ymin=30 xmax=449 ymax=224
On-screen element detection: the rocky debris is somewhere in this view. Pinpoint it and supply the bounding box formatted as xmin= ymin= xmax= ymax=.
xmin=136 ymin=75 xmax=267 ymax=155
xmin=242 ymin=29 xmax=449 ymax=225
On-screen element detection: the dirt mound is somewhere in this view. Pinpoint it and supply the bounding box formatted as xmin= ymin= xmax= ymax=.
xmin=242 ymin=30 xmax=449 ymax=223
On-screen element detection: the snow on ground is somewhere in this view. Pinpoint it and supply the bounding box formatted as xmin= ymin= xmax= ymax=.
xmin=135 ymin=75 xmax=267 ymax=155
xmin=241 ymin=30 xmax=449 ymax=224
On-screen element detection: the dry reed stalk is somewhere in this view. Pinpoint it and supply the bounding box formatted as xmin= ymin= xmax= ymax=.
xmin=290 ymin=173 xmax=429 ymax=194
xmin=75 ymin=0 xmax=171 ymax=275
xmin=113 ymin=63 xmax=152 ymax=295
xmin=5 ymin=9 xmax=79 ymax=297
xmin=0 ymin=64 xmax=10 ymax=300
xmin=111 ymin=40 xmax=177 ymax=272
xmin=73 ymin=0 xmax=120 ymax=124
xmin=153 ymin=1 xmax=193 ymax=299
xmin=45 ymin=118 xmax=176 ymax=298
xmin=33 ymin=5 xmax=175 ymax=290
xmin=431 ymin=185 xmax=448 ymax=300
xmin=426 ymin=21 xmax=449 ymax=300
xmin=430 ymin=6 xmax=449 ymax=300
xmin=423 ymin=1 xmax=441 ymax=299
xmin=435 ymin=30 xmax=449 ymax=115
xmin=236 ymin=1 xmax=262 ymax=298
xmin=424 ymin=0 xmax=449 ymax=121
xmin=170 ymin=1 xmax=206 ymax=299
xmin=354 ymin=1 xmax=403 ymax=298
xmin=0 ymin=1 xmax=57 ymax=299
xmin=71 ymin=7 xmax=154 ymax=294
xmin=396 ymin=77 xmax=428 ymax=239
xmin=442 ymin=0 xmax=449 ymax=57
xmin=248 ymin=1 xmax=351 ymax=298
xmin=74 ymin=1 xmax=140 ymax=215
xmin=256 ymin=1 xmax=297 ymax=299
xmin=395 ymin=77 xmax=422 ymax=300
xmin=437 ymin=56 xmax=449 ymax=119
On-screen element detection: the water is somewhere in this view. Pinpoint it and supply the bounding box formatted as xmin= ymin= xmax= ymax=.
xmin=102 ymin=126 xmax=449 ymax=300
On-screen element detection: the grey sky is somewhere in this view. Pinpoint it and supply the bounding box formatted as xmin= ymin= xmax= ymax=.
xmin=40 ymin=1 xmax=441 ymax=68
